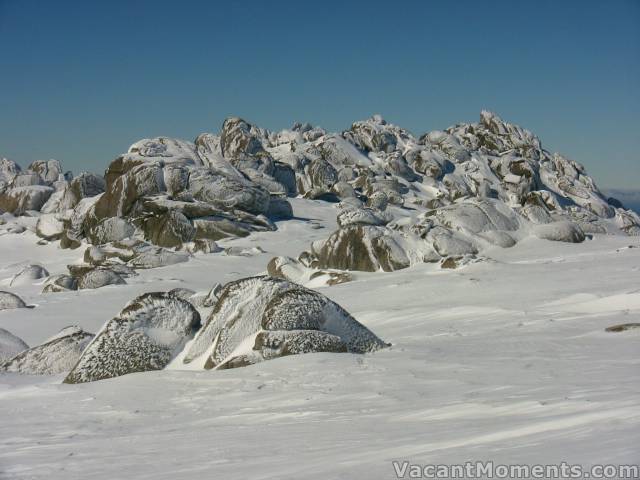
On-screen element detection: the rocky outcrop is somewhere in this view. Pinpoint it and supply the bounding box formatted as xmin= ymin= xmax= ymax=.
xmin=3 ymin=111 xmax=638 ymax=275
xmin=183 ymin=276 xmax=387 ymax=369
xmin=64 ymin=292 xmax=201 ymax=383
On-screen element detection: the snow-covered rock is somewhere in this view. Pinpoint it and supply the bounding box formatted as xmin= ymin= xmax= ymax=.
xmin=64 ymin=292 xmax=201 ymax=383
xmin=313 ymin=225 xmax=413 ymax=272
xmin=41 ymin=274 xmax=78 ymax=293
xmin=9 ymin=265 xmax=49 ymax=286
xmin=2 ymin=326 xmax=93 ymax=375
xmin=0 ymin=328 xmax=28 ymax=362
xmin=2 ymin=110 xmax=638 ymax=270
xmin=86 ymin=217 xmax=135 ymax=245
xmin=533 ymin=221 xmax=586 ymax=243
xmin=336 ymin=207 xmax=391 ymax=228
xmin=0 ymin=158 xmax=21 ymax=189
xmin=35 ymin=213 xmax=65 ymax=240
xmin=0 ymin=185 xmax=54 ymax=215
xmin=128 ymin=247 xmax=190 ymax=269
xmin=183 ymin=276 xmax=387 ymax=369
xmin=77 ymin=268 xmax=126 ymax=289
xmin=0 ymin=291 xmax=31 ymax=310
xmin=267 ymin=256 xmax=353 ymax=287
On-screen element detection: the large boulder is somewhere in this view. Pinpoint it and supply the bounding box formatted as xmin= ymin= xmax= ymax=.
xmin=64 ymin=292 xmax=201 ymax=383
xmin=86 ymin=217 xmax=136 ymax=245
xmin=183 ymin=276 xmax=387 ymax=369
xmin=77 ymin=268 xmax=126 ymax=289
xmin=0 ymin=185 xmax=54 ymax=215
xmin=188 ymin=168 xmax=271 ymax=215
xmin=93 ymin=159 xmax=164 ymax=219
xmin=2 ymin=326 xmax=94 ymax=375
xmin=313 ymin=225 xmax=412 ymax=272
xmin=35 ymin=213 xmax=65 ymax=240
xmin=57 ymin=173 xmax=106 ymax=211
xmin=140 ymin=210 xmax=195 ymax=248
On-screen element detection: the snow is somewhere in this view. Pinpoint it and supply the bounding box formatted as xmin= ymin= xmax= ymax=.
xmin=0 ymin=196 xmax=638 ymax=478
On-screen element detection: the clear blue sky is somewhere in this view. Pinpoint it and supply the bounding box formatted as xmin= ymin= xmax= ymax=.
xmin=1 ymin=0 xmax=638 ymax=188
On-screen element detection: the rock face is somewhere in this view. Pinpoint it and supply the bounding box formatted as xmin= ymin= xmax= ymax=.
xmin=2 ymin=326 xmax=94 ymax=375
xmin=0 ymin=291 xmax=31 ymax=310
xmin=64 ymin=292 xmax=201 ymax=383
xmin=0 ymin=328 xmax=29 ymax=362
xmin=183 ymin=276 xmax=388 ymax=369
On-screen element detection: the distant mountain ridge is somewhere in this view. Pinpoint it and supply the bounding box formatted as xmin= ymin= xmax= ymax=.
xmin=603 ymin=189 xmax=640 ymax=215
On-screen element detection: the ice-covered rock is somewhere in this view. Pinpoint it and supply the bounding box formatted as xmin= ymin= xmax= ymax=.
xmin=0 ymin=291 xmax=31 ymax=310
xmin=64 ymin=292 xmax=201 ymax=383
xmin=2 ymin=326 xmax=93 ymax=375
xmin=0 ymin=328 xmax=29 ymax=362
xmin=183 ymin=276 xmax=387 ymax=369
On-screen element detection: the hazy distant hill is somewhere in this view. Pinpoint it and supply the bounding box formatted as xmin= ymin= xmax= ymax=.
xmin=604 ymin=189 xmax=640 ymax=214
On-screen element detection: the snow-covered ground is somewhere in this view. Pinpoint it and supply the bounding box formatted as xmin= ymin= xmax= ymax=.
xmin=1 ymin=199 xmax=639 ymax=479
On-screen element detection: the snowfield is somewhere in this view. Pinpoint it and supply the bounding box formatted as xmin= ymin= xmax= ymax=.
xmin=1 ymin=199 xmax=639 ymax=479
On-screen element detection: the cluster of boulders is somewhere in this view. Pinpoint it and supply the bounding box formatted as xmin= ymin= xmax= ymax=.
xmin=259 ymin=111 xmax=640 ymax=272
xmin=2 ymin=112 xmax=639 ymax=276
xmin=0 ymin=277 xmax=388 ymax=383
